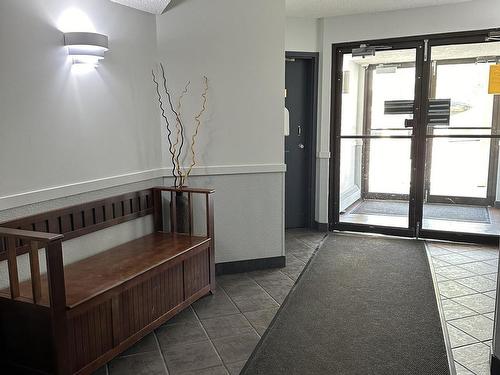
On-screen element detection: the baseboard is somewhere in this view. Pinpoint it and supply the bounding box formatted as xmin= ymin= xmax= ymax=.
xmin=314 ymin=221 xmax=329 ymax=232
xmin=491 ymin=354 xmax=500 ymax=374
xmin=215 ymin=256 xmax=286 ymax=275
xmin=495 ymin=201 xmax=500 ymax=209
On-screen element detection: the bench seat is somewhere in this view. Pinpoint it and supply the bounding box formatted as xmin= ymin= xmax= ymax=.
xmin=12 ymin=232 xmax=210 ymax=308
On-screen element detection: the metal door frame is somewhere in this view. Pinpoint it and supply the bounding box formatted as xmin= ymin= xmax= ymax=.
xmin=329 ymin=28 xmax=500 ymax=245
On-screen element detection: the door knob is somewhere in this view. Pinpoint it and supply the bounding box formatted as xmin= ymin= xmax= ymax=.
xmin=298 ymin=143 xmax=305 ymax=149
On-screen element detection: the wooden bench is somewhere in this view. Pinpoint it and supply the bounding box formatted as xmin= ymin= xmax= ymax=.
xmin=0 ymin=186 xmax=215 ymax=375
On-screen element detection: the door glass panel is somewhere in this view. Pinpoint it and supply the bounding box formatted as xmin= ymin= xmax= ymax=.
xmin=432 ymin=63 xmax=494 ymax=131
xmin=338 ymin=49 xmax=416 ymax=229
xmin=370 ymin=64 xmax=416 ymax=133
xmin=428 ymin=135 xmax=491 ymax=198
xmin=422 ymin=41 xmax=500 ymax=236
xmin=368 ymin=138 xmax=412 ymax=195
xmin=339 ymin=138 xmax=412 ymax=228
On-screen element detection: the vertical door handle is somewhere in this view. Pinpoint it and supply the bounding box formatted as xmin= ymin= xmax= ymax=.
xmin=405 ymin=119 xmax=416 ymax=128
xmin=298 ymin=125 xmax=302 ymax=136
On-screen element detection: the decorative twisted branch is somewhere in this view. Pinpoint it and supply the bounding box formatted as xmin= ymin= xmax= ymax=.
xmin=153 ymin=63 xmax=209 ymax=188
xmin=173 ymin=81 xmax=190 ymax=180
xmin=160 ymin=63 xmax=186 ymax=187
xmin=152 ymin=69 xmax=178 ymax=187
xmin=184 ymin=76 xmax=209 ymax=181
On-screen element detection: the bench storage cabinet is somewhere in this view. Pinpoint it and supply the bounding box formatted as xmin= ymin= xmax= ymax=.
xmin=0 ymin=186 xmax=215 ymax=375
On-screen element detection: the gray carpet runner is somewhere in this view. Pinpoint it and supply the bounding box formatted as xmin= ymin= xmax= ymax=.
xmin=242 ymin=234 xmax=451 ymax=375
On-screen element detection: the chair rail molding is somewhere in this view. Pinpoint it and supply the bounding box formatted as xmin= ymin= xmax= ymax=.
xmin=0 ymin=164 xmax=286 ymax=211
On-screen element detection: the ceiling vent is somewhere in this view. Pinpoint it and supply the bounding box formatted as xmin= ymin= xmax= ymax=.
xmin=110 ymin=0 xmax=172 ymax=15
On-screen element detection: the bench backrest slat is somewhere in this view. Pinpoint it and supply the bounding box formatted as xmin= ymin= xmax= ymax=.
xmin=0 ymin=189 xmax=154 ymax=261
xmin=6 ymin=237 xmax=20 ymax=299
xmin=29 ymin=240 xmax=42 ymax=304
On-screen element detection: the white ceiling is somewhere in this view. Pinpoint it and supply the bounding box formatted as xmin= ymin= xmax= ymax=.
xmin=286 ymin=0 xmax=474 ymax=18
xmin=110 ymin=0 xmax=474 ymax=17
xmin=110 ymin=0 xmax=172 ymax=14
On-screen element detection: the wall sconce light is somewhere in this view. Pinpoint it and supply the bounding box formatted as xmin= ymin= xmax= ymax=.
xmin=64 ymin=32 xmax=109 ymax=66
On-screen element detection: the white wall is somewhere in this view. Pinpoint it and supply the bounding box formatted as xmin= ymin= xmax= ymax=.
xmin=0 ymin=0 xmax=165 ymax=287
xmin=315 ymin=0 xmax=500 ymax=222
xmin=0 ymin=0 xmax=286 ymax=274
xmin=156 ymin=0 xmax=285 ymax=168
xmin=0 ymin=0 xmax=162 ymax=200
xmin=286 ymin=17 xmax=319 ymax=52
xmin=156 ymin=0 xmax=286 ymax=263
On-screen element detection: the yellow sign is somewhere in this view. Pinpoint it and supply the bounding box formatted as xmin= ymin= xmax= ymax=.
xmin=489 ymin=65 xmax=500 ymax=94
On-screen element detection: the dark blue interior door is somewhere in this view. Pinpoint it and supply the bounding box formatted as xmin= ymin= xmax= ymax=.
xmin=285 ymin=58 xmax=312 ymax=229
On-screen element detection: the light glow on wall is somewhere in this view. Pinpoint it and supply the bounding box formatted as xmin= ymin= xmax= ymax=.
xmin=58 ymin=8 xmax=96 ymax=33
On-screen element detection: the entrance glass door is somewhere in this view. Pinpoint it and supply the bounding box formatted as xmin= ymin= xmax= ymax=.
xmin=333 ymin=43 xmax=422 ymax=235
xmin=421 ymin=40 xmax=500 ymax=237
xmin=331 ymin=31 xmax=500 ymax=241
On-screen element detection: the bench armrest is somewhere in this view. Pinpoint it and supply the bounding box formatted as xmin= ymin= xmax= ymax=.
xmin=0 ymin=227 xmax=64 ymax=243
xmin=0 ymin=227 xmax=66 ymax=312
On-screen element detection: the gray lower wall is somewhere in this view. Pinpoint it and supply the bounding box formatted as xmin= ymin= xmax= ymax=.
xmin=163 ymin=172 xmax=285 ymax=263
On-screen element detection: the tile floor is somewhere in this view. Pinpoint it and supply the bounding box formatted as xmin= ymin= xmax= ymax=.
xmin=92 ymin=229 xmax=326 ymax=375
xmin=91 ymin=231 xmax=498 ymax=375
xmin=427 ymin=241 xmax=499 ymax=375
